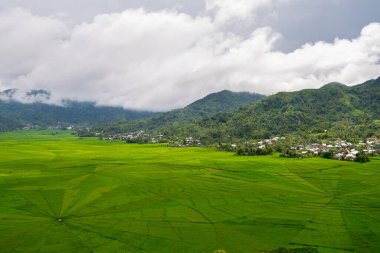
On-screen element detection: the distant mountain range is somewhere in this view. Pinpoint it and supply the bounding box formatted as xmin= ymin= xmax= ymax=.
xmin=0 ymin=89 xmax=52 ymax=103
xmin=101 ymin=77 xmax=380 ymax=142
xmin=1 ymin=77 xmax=379 ymax=141
xmin=0 ymin=88 xmax=264 ymax=132
xmin=0 ymin=89 xmax=155 ymax=131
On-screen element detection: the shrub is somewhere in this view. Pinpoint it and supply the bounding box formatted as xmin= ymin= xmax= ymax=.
xmin=355 ymin=151 xmax=370 ymax=163
xmin=280 ymin=149 xmax=301 ymax=158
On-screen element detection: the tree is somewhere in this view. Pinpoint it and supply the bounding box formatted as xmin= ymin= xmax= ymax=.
xmin=355 ymin=151 xmax=370 ymax=163
xmin=321 ymin=150 xmax=334 ymax=159
xmin=280 ymin=149 xmax=300 ymax=158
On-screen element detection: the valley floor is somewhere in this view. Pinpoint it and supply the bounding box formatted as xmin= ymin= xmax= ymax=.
xmin=0 ymin=131 xmax=379 ymax=253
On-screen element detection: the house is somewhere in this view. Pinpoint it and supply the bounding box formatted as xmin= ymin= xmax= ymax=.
xmin=350 ymin=149 xmax=359 ymax=155
xmin=345 ymin=154 xmax=355 ymax=161
xmin=334 ymin=153 xmax=344 ymax=160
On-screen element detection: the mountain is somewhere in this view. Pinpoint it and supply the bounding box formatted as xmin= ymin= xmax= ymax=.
xmin=186 ymin=90 xmax=265 ymax=116
xmin=4 ymin=77 xmax=380 ymax=140
xmin=100 ymin=90 xmax=265 ymax=133
xmin=0 ymin=89 xmax=51 ymax=103
xmin=0 ymin=89 xmax=17 ymax=99
xmin=193 ymin=77 xmax=380 ymax=141
xmin=0 ymin=89 xmax=155 ymax=131
xmin=100 ymin=77 xmax=380 ymax=142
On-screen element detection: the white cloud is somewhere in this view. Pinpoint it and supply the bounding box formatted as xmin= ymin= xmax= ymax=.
xmin=0 ymin=7 xmax=379 ymax=111
xmin=0 ymin=8 xmax=69 ymax=85
xmin=206 ymin=0 xmax=284 ymax=25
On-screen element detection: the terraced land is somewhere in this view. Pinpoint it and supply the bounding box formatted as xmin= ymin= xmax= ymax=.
xmin=0 ymin=131 xmax=379 ymax=253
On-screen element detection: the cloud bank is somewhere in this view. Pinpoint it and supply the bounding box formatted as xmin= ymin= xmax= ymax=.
xmin=0 ymin=6 xmax=379 ymax=111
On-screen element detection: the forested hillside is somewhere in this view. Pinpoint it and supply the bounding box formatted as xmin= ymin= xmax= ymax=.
xmin=101 ymin=90 xmax=264 ymax=133
xmin=0 ymin=90 xmax=155 ymax=131
xmin=100 ymin=77 xmax=380 ymax=142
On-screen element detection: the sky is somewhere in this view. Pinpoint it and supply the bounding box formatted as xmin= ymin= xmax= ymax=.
xmin=0 ymin=0 xmax=379 ymax=111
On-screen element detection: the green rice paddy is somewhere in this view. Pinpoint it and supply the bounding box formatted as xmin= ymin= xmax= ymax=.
xmin=0 ymin=131 xmax=379 ymax=253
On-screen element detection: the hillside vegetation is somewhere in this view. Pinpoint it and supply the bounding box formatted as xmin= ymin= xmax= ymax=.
xmin=101 ymin=90 xmax=264 ymax=134
xmin=0 ymin=91 xmax=155 ymax=131
xmin=102 ymin=77 xmax=380 ymax=142
xmin=198 ymin=78 xmax=380 ymax=141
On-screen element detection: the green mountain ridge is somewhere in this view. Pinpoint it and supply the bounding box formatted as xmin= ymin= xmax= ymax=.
xmin=187 ymin=90 xmax=264 ymax=114
xmin=320 ymin=82 xmax=347 ymax=89
xmin=199 ymin=77 xmax=380 ymax=141
xmin=100 ymin=90 xmax=265 ymax=133
xmin=102 ymin=77 xmax=380 ymax=142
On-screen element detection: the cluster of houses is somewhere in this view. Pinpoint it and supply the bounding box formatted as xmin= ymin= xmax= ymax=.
xmin=48 ymin=122 xmax=78 ymax=130
xmin=100 ymin=131 xmax=146 ymax=141
xmin=169 ymin=137 xmax=202 ymax=147
xmin=21 ymin=123 xmax=78 ymax=131
xmin=289 ymin=138 xmax=379 ymax=160
xmin=217 ymin=136 xmax=285 ymax=153
xmin=221 ymin=136 xmax=379 ymax=161
xmin=228 ymin=136 xmax=286 ymax=149
xmin=83 ymin=130 xmax=204 ymax=146
xmin=99 ymin=131 xmax=168 ymax=143
xmin=151 ymin=134 xmax=166 ymax=143
xmin=100 ymin=132 xmax=204 ymax=146
xmin=253 ymin=136 xmax=285 ymax=149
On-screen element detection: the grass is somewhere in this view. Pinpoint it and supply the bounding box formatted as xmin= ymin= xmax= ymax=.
xmin=0 ymin=131 xmax=379 ymax=253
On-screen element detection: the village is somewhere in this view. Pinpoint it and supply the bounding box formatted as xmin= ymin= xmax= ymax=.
xmin=287 ymin=138 xmax=379 ymax=161
xmin=93 ymin=131 xmax=168 ymax=144
xmin=224 ymin=136 xmax=380 ymax=162
xmin=89 ymin=128 xmax=380 ymax=162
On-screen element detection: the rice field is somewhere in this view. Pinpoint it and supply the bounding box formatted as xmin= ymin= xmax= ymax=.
xmin=0 ymin=131 xmax=379 ymax=253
